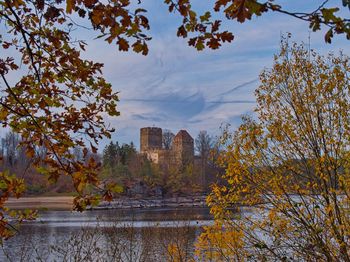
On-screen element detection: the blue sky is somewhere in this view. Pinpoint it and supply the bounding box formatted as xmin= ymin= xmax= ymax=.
xmin=2 ymin=0 xmax=349 ymax=151
xmin=80 ymin=0 xmax=349 ymax=151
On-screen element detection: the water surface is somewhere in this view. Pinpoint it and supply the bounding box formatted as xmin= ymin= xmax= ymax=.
xmin=1 ymin=207 xmax=213 ymax=261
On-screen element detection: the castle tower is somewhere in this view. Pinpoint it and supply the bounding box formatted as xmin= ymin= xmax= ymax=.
xmin=140 ymin=127 xmax=162 ymax=153
xmin=172 ymin=130 xmax=194 ymax=166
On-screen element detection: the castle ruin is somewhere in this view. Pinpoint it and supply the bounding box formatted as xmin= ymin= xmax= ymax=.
xmin=140 ymin=127 xmax=194 ymax=168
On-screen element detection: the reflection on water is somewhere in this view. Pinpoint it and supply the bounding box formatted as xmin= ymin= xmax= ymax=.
xmin=1 ymin=207 xmax=213 ymax=261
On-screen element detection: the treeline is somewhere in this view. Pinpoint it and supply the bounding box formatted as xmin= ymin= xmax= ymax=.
xmin=101 ymin=140 xmax=199 ymax=196
xmin=0 ymin=130 xmax=222 ymax=196
xmin=0 ymin=132 xmax=99 ymax=195
xmin=0 ymin=132 xmax=49 ymax=194
xmin=100 ymin=130 xmax=222 ymax=197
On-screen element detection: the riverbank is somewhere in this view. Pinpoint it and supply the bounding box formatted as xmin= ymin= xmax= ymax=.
xmin=93 ymin=195 xmax=208 ymax=210
xmin=5 ymin=196 xmax=74 ymax=210
xmin=5 ymin=195 xmax=208 ymax=210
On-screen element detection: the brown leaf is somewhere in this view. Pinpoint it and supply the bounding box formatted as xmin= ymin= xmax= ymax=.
xmin=117 ymin=38 xmax=129 ymax=51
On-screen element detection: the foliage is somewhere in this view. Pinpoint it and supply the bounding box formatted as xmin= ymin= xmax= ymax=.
xmin=100 ymin=141 xmax=139 ymax=197
xmin=165 ymin=164 xmax=199 ymax=194
xmin=203 ymin=39 xmax=350 ymax=260
xmin=100 ymin=136 xmax=212 ymax=196
xmin=1 ymin=0 xmax=347 ymax=241
xmin=0 ymin=131 xmax=75 ymax=195
xmin=166 ymin=0 xmax=350 ymax=47
xmin=0 ymin=0 xmax=124 ymax=238
xmin=195 ymin=221 xmax=245 ymax=261
xmin=102 ymin=141 xmax=136 ymax=177
xmin=4 ymin=0 xmax=111 ymax=239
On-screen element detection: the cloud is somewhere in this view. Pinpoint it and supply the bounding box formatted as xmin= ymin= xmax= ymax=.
xmin=132 ymin=114 xmax=166 ymax=122
xmin=217 ymin=79 xmax=259 ymax=97
xmin=125 ymin=91 xmax=205 ymax=119
xmin=74 ymin=0 xmax=350 ymax=150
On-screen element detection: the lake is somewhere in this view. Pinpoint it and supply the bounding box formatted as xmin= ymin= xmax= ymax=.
xmin=1 ymin=207 xmax=214 ymax=261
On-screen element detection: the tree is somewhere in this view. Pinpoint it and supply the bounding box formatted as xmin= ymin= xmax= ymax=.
xmin=0 ymin=0 xmax=349 ymax=240
xmin=195 ymin=130 xmax=213 ymax=160
xmin=201 ymin=39 xmax=350 ymax=260
xmin=119 ymin=142 xmax=136 ymax=165
xmin=0 ymin=0 xmax=123 ymax=239
xmin=195 ymin=130 xmax=213 ymax=187
xmin=102 ymin=141 xmax=119 ymax=177
xmin=162 ymin=129 xmax=175 ymax=150
xmin=2 ymin=132 xmax=21 ymax=169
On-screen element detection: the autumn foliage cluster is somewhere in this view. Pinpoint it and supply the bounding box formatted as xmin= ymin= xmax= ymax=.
xmin=0 ymin=0 xmax=122 ymax=238
xmin=199 ymin=40 xmax=350 ymax=261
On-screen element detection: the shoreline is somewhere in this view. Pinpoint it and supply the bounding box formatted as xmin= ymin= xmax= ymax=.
xmin=5 ymin=196 xmax=74 ymax=210
xmin=93 ymin=195 xmax=208 ymax=210
xmin=5 ymin=195 xmax=208 ymax=211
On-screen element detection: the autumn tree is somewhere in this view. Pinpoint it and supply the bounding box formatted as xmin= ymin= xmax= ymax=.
xmin=198 ymin=39 xmax=350 ymax=261
xmin=0 ymin=0 xmax=124 ymax=239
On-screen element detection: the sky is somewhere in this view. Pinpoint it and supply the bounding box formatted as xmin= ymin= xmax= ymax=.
xmin=81 ymin=0 xmax=349 ymax=151
xmin=2 ymin=0 xmax=349 ymax=151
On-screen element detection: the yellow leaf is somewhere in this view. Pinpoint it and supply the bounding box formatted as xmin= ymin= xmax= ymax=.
xmin=66 ymin=0 xmax=74 ymax=14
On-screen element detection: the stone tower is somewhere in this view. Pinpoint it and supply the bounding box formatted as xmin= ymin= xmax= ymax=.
xmin=173 ymin=130 xmax=194 ymax=166
xmin=140 ymin=127 xmax=162 ymax=153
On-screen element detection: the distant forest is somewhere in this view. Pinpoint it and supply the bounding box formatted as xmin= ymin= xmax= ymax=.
xmin=0 ymin=131 xmax=223 ymax=197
